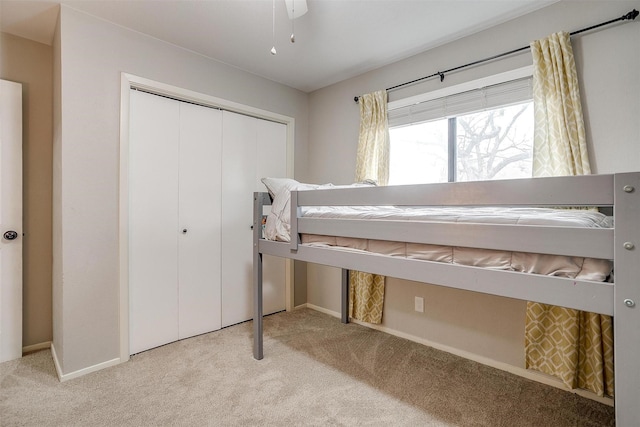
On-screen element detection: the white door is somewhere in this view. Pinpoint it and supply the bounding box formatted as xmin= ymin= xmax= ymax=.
xmin=177 ymin=102 xmax=222 ymax=340
xmin=128 ymin=89 xmax=223 ymax=354
xmin=129 ymin=90 xmax=181 ymax=354
xmin=221 ymin=111 xmax=287 ymax=327
xmin=0 ymin=79 xmax=23 ymax=363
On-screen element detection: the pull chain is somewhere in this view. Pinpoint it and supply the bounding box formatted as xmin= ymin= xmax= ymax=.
xmin=270 ymin=0 xmax=277 ymax=55
xmin=290 ymin=1 xmax=295 ymax=43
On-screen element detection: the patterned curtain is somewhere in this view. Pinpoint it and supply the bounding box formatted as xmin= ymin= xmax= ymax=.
xmin=524 ymin=32 xmax=614 ymax=397
xmin=351 ymin=90 xmax=389 ymax=324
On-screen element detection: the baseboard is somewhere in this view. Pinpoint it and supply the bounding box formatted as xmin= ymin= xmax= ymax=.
xmin=22 ymin=341 xmax=51 ymax=354
xmin=50 ymin=342 xmax=63 ymax=381
xmin=304 ymin=304 xmax=613 ymax=407
xmin=50 ymin=343 xmax=123 ymax=382
xmin=304 ymin=303 xmax=337 ymax=317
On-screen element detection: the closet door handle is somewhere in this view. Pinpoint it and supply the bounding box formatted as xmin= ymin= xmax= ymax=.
xmin=182 ymin=229 xmax=188 ymax=234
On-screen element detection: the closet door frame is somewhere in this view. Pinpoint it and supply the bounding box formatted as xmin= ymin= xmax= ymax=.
xmin=119 ymin=73 xmax=295 ymax=362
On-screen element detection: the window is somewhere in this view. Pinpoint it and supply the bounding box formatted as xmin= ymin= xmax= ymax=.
xmin=388 ymin=73 xmax=533 ymax=185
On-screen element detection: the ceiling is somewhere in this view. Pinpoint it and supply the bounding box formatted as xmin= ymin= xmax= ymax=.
xmin=1 ymin=0 xmax=558 ymax=92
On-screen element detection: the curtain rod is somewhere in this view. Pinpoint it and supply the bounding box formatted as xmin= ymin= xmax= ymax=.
xmin=353 ymin=8 xmax=638 ymax=103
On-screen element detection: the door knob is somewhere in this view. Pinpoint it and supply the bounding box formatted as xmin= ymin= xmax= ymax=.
xmin=182 ymin=229 xmax=188 ymax=234
xmin=3 ymin=230 xmax=18 ymax=240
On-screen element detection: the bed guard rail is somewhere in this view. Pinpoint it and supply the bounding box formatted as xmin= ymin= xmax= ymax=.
xmin=288 ymin=174 xmax=616 ymax=260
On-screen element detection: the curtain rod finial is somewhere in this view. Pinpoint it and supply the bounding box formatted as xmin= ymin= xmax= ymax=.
xmin=625 ymin=9 xmax=639 ymax=20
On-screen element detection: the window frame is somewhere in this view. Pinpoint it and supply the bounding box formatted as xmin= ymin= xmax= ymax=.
xmin=387 ymin=66 xmax=534 ymax=184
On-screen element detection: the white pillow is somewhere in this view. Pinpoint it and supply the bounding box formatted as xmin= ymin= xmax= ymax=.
xmin=260 ymin=178 xmax=377 ymax=242
xmin=261 ymin=177 xmax=300 ymax=199
xmin=261 ymin=178 xmax=318 ymax=242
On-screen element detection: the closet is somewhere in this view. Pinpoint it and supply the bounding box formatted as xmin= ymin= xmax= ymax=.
xmin=128 ymin=89 xmax=286 ymax=354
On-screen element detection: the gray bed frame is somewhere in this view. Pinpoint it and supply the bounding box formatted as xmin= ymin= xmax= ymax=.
xmin=252 ymin=172 xmax=639 ymax=426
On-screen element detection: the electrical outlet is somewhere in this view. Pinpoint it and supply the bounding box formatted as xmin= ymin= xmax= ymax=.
xmin=414 ymin=296 xmax=424 ymax=313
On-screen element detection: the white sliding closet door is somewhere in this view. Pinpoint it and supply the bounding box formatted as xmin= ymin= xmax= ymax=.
xmin=129 ymin=91 xmax=180 ymax=354
xmin=178 ymin=102 xmax=223 ymax=339
xmin=129 ymin=90 xmax=222 ymax=354
xmin=221 ymin=111 xmax=287 ymax=327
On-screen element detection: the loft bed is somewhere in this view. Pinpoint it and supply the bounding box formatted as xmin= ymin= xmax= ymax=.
xmin=252 ymin=172 xmax=640 ymax=426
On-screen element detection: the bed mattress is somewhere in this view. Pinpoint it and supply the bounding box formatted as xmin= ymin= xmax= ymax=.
xmin=296 ymin=206 xmax=614 ymax=282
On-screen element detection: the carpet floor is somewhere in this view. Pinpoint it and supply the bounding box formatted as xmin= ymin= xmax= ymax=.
xmin=0 ymin=308 xmax=615 ymax=426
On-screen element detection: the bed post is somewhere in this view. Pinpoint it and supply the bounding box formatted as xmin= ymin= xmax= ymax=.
xmin=253 ymin=192 xmax=265 ymax=360
xmin=613 ymin=172 xmax=640 ymax=426
xmin=341 ymin=269 xmax=350 ymax=324
xmin=290 ymin=190 xmax=300 ymax=251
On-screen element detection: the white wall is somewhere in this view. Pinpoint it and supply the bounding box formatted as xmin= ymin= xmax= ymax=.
xmin=53 ymin=5 xmax=309 ymax=376
xmin=307 ymin=0 xmax=640 ymax=368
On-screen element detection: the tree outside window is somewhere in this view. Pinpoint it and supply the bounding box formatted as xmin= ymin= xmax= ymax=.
xmin=389 ymin=101 xmax=533 ymax=185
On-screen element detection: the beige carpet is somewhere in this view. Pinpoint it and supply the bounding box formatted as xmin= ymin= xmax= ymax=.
xmin=1 ymin=308 xmax=614 ymax=426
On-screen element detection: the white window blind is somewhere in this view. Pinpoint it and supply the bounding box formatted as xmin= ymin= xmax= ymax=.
xmin=388 ymin=76 xmax=533 ymax=128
